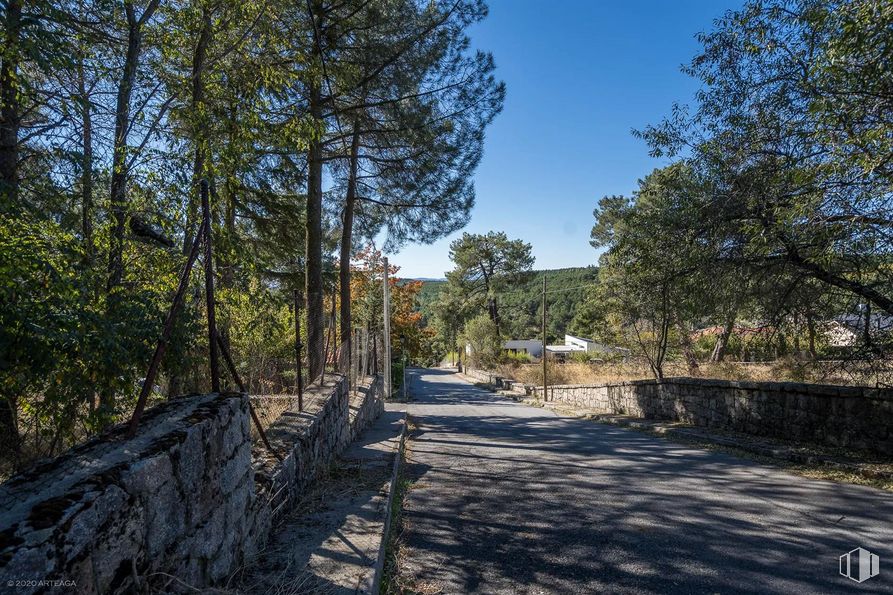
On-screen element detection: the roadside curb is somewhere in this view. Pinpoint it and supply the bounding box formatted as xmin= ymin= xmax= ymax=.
xmin=368 ymin=409 xmax=408 ymax=594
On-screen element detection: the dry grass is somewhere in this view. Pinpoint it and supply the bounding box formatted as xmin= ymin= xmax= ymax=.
xmin=495 ymin=359 xmax=892 ymax=387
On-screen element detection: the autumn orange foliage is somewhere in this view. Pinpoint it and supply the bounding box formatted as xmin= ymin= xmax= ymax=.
xmin=348 ymin=246 xmax=434 ymax=362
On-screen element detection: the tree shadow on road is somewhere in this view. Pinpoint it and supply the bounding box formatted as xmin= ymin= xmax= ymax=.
xmin=392 ymin=370 xmax=893 ymax=594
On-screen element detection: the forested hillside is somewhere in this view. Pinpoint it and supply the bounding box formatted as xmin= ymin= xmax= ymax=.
xmin=417 ymin=266 xmax=598 ymax=343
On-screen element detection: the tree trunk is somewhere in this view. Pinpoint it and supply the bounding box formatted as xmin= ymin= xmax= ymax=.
xmin=183 ymin=9 xmax=213 ymax=254
xmin=678 ymin=323 xmax=699 ymax=375
xmin=786 ymin=248 xmax=893 ymax=318
xmin=338 ymin=124 xmax=361 ymax=372
xmin=710 ymin=314 xmax=736 ymax=362
xmin=107 ymin=5 xmax=149 ymax=292
xmin=490 ymin=297 xmax=501 ymax=338
xmin=102 ymin=2 xmax=156 ymax=418
xmin=863 ymin=302 xmax=872 ymax=348
xmin=652 ymin=286 xmax=670 ymax=380
xmin=78 ymin=56 xmax=94 ymax=259
xmin=806 ymin=313 xmax=817 ymax=359
xmin=0 ymin=0 xmax=22 ymax=208
xmin=306 ymin=78 xmax=324 ymax=381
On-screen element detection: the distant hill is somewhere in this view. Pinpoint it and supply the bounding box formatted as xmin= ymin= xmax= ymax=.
xmin=413 ymin=266 xmax=598 ymax=342
xmin=500 ymin=267 xmax=599 ymax=342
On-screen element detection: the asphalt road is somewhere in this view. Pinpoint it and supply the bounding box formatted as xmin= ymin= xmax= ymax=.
xmin=395 ymin=368 xmax=893 ymax=594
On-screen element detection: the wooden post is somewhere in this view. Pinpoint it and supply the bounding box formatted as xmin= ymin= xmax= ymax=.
xmin=383 ymin=257 xmax=392 ymax=398
xmin=542 ymin=274 xmax=547 ymax=402
xmin=128 ymin=219 xmax=206 ymax=437
xmin=201 ymin=179 xmax=220 ymax=393
xmin=294 ymin=288 xmax=303 ymax=412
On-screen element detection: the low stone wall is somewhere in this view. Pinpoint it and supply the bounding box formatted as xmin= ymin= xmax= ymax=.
xmin=462 ymin=367 xmax=503 ymax=387
xmin=349 ymin=376 xmax=385 ymax=442
xmin=466 ymin=368 xmax=893 ymax=455
xmin=0 ymin=375 xmax=385 ymax=593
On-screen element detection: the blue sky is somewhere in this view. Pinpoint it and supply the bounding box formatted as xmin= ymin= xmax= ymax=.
xmin=390 ymin=0 xmax=742 ymax=279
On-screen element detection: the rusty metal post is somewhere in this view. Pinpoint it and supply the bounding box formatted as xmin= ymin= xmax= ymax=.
xmin=294 ymin=288 xmax=304 ymax=412
xmin=320 ymin=295 xmax=336 ymax=386
xmin=128 ymin=219 xmax=206 ymax=437
xmin=216 ymin=335 xmax=282 ymax=461
xmin=201 ymin=179 xmax=220 ymax=393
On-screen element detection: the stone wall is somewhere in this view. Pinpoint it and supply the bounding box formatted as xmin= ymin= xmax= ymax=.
xmin=349 ymin=376 xmax=385 ymax=442
xmin=466 ymin=368 xmax=893 ymax=455
xmin=0 ymin=374 xmax=385 ymax=593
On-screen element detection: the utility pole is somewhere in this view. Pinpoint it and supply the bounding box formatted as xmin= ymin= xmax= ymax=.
xmin=542 ymin=273 xmax=547 ymax=402
xmin=383 ymin=256 xmax=392 ymax=399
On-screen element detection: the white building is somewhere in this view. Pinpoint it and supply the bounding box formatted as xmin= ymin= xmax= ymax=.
xmin=545 ymin=335 xmax=628 ymax=360
xmin=465 ymin=334 xmax=628 ymax=361
xmin=503 ymin=339 xmax=543 ymax=358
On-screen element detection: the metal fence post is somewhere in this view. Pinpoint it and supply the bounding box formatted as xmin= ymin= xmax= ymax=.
xmin=127 ymin=219 xmax=207 ymax=437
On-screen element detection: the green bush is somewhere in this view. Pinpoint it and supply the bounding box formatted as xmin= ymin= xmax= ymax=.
xmin=391 ymin=359 xmax=405 ymax=395
xmin=459 ymin=314 xmax=501 ymax=368
xmin=502 ymin=351 xmax=532 ymax=364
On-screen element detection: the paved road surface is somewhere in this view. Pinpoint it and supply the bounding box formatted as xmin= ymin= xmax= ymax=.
xmin=395 ymin=368 xmax=892 ymax=594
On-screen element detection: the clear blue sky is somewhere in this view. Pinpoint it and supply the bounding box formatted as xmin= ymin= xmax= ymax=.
xmin=390 ymin=0 xmax=742 ymax=279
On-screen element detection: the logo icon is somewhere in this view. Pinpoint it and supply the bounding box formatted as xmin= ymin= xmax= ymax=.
xmin=840 ymin=547 xmax=880 ymax=583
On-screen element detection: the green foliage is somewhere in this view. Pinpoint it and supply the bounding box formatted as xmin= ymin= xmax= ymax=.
xmin=417 ymin=267 xmax=600 ymax=366
xmin=0 ymin=216 xmax=173 ymax=460
xmin=446 ymin=231 xmax=534 ymax=336
xmin=459 ymin=314 xmax=501 ymax=368
xmin=503 ymin=351 xmax=532 ymax=364
xmin=501 ymin=267 xmax=599 ymax=342
xmin=0 ymin=0 xmax=504 ymax=474
xmin=390 ymin=359 xmax=405 ymax=395
xmin=637 ymin=0 xmax=893 ymax=321
xmin=589 ymin=0 xmax=893 ymax=380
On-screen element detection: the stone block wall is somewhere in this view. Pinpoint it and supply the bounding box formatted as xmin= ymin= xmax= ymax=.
xmin=0 ymin=393 xmax=254 ymax=593
xmin=467 ymin=368 xmax=893 ymax=455
xmin=462 ymin=367 xmax=503 ymax=386
xmin=0 ymin=374 xmax=385 ymax=594
xmin=349 ymin=376 xmax=385 ymax=442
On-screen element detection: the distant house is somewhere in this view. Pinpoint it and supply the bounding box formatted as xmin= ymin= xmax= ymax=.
xmin=545 ymin=334 xmax=628 ymax=360
xmin=466 ymin=334 xmax=627 ymax=362
xmin=823 ymin=314 xmax=893 ymax=347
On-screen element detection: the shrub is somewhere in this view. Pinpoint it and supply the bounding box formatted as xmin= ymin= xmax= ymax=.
xmin=460 ymin=314 xmax=501 ymax=367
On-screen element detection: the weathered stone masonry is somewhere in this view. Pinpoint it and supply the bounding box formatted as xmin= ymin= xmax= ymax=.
xmin=0 ymin=374 xmax=384 ymax=593
xmin=465 ymin=368 xmax=893 ymax=455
